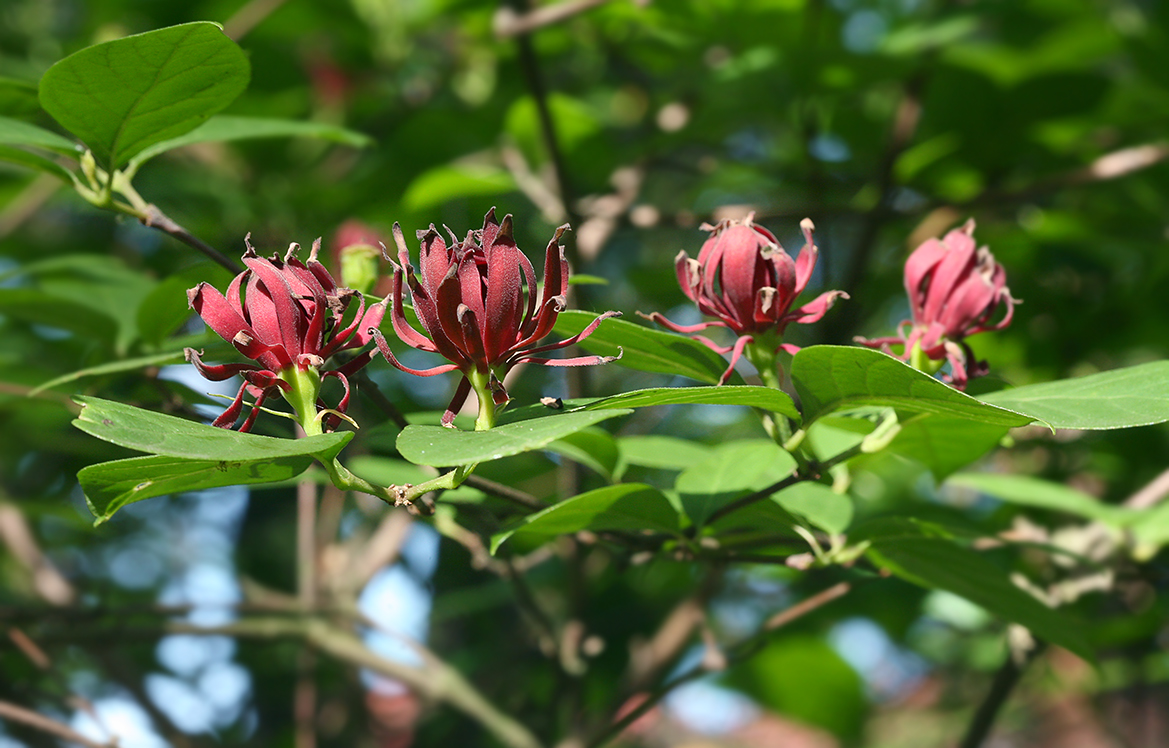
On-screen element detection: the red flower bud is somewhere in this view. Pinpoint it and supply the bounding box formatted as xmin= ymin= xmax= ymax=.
xmin=857 ymin=220 xmax=1018 ymax=389
xmin=186 ymin=236 xmax=387 ymax=431
xmin=372 ymin=209 xmax=620 ymax=426
xmin=646 ymin=214 xmax=846 ymax=384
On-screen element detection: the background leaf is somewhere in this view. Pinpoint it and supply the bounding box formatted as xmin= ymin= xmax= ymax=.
xmin=0 ymin=114 xmax=78 ymax=154
xmin=395 ymin=409 xmax=631 ymax=466
xmin=39 ymin=22 xmax=250 ymax=168
xmin=774 ymin=482 xmax=854 ymax=535
xmin=491 ymin=483 xmax=680 ymax=553
xmin=553 ymin=310 xmax=734 ymax=384
xmin=581 ymin=384 xmax=799 ymax=419
xmin=675 ymin=439 xmax=797 ymax=527
xmin=947 ymin=472 xmax=1134 ymax=524
xmin=981 ymin=362 xmax=1169 ymax=430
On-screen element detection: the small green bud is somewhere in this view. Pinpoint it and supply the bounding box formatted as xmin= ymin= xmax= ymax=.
xmin=339 ymin=243 xmax=380 ymax=295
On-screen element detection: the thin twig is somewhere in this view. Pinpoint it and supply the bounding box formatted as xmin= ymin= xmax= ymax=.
xmin=354 ymin=371 xmax=409 ymax=430
xmin=958 ymin=642 xmax=1046 ymax=748
xmin=703 ymin=472 xmax=804 ymax=526
xmin=587 ymin=580 xmax=853 ymax=748
xmin=223 ymin=0 xmax=290 ymax=40
xmin=0 ymin=699 xmax=115 ymax=748
xmin=141 ymin=204 xmax=242 ymax=274
xmin=494 ymin=0 xmax=612 ymax=39
xmin=463 ymin=474 xmax=545 ymax=510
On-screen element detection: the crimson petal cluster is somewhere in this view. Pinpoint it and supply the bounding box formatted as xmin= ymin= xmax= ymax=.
xmin=856 ymin=220 xmax=1017 ymax=389
xmin=372 ymin=209 xmax=619 ymax=426
xmin=647 ymin=214 xmax=846 ymax=383
xmin=186 ymin=236 xmax=386 ymax=431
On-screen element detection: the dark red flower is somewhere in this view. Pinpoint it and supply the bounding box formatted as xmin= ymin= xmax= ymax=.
xmin=371 ymin=209 xmax=619 ymax=426
xmin=856 ymin=220 xmax=1018 ymax=389
xmin=646 ymin=214 xmax=846 ymax=384
xmin=186 ymin=236 xmax=387 ymax=431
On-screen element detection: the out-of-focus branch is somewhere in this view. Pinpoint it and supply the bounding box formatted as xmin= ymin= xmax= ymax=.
xmin=494 ymin=0 xmax=612 ymax=39
xmin=1125 ymin=466 xmax=1169 ymax=510
xmin=958 ymin=641 xmax=1047 ymax=748
xmin=223 ymin=0 xmax=289 ymax=41
xmin=0 ymin=173 xmax=61 ymax=239
xmin=140 ymin=204 xmax=242 ymax=274
xmin=0 ymin=500 xmax=76 ymax=606
xmin=587 ymin=580 xmax=853 ymax=748
xmin=166 ymin=616 xmax=544 ymax=748
xmin=0 ymin=699 xmax=115 ymax=748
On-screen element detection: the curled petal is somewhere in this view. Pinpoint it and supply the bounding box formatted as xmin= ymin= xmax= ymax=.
xmin=511 ymin=311 xmax=622 ymax=360
xmin=211 ymin=383 xmax=249 ymax=429
xmin=782 ymin=290 xmax=849 ymax=327
xmin=185 ymin=348 xmax=260 ymax=381
xmin=189 ymin=282 xmax=258 ymax=350
xmin=442 ymin=377 xmax=473 ymax=428
xmin=369 ymin=328 xmax=460 ymax=377
xmin=237 ymin=387 xmax=271 ymax=433
xmin=641 ymin=311 xmax=727 ymax=335
xmin=334 ymin=349 xmax=376 ymax=377
xmin=717 ymin=334 xmax=754 ymax=386
xmin=792 ymin=218 xmax=818 ymax=296
xmin=515 ymin=349 xmax=623 ymax=367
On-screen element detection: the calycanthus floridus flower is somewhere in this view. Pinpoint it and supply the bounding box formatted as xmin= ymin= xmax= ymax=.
xmin=186 ymin=236 xmax=387 ymax=433
xmin=371 ymin=208 xmax=620 ymax=429
xmin=645 ymin=214 xmax=846 ymax=385
xmin=856 ymin=219 xmax=1018 ymax=390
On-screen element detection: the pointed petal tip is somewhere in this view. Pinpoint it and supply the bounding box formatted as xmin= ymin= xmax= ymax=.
xmin=243 ymin=232 xmax=257 ymax=257
xmin=800 ymin=217 xmax=815 ymax=232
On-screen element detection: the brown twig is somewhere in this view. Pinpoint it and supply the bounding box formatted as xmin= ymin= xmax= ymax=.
xmin=463 ymin=474 xmax=545 ymax=511
xmin=141 ymin=204 xmax=242 ymax=274
xmin=223 ymin=0 xmax=290 ymax=40
xmin=494 ymin=0 xmax=612 ymax=39
xmin=958 ymin=641 xmax=1047 ymax=748
xmin=586 ymin=580 xmax=853 ymax=748
xmin=0 ymin=699 xmax=115 ymax=748
xmin=703 ymin=472 xmax=804 ymax=527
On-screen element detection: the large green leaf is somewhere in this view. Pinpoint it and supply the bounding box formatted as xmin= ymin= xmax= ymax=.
xmin=127 ymin=115 xmax=373 ymax=170
xmin=675 ymin=439 xmax=797 ymax=526
xmin=39 ymin=23 xmax=250 ymax=168
xmin=580 ymin=384 xmax=798 ymax=419
xmin=395 ymin=409 xmax=631 ymax=466
xmin=491 ymin=483 xmax=681 ymax=553
xmin=890 ymin=414 xmax=1010 ymax=479
xmin=862 ymin=522 xmax=1091 ymax=659
xmin=723 ymin=636 xmax=866 ymax=740
xmin=546 ymin=427 xmax=620 ymax=480
xmin=79 ymin=454 xmax=315 ymax=525
xmin=0 ymin=114 xmax=78 ymax=154
xmin=792 ymin=346 xmax=1033 ymax=427
xmin=553 ymin=310 xmax=734 ymax=384
xmin=948 ymin=473 xmax=1133 ymax=525
xmin=616 ymin=435 xmax=712 ymax=471
xmin=774 ymin=482 xmax=853 ymax=535
xmin=981 ymin=362 xmax=1169 ymax=430
xmin=73 ymin=396 xmax=351 ymax=462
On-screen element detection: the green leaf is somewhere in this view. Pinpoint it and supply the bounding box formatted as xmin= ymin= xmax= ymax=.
xmin=774 ymin=482 xmax=853 ymax=535
xmin=553 ymin=310 xmax=734 ymax=384
xmin=127 ymin=115 xmax=373 ymax=170
xmin=136 ymin=264 xmax=232 ymax=346
xmin=491 ymin=483 xmax=681 ymax=553
xmin=401 ymin=164 xmax=516 ymax=212
xmin=39 ymin=22 xmax=250 ymax=168
xmin=864 ymin=529 xmax=1091 ymax=659
xmin=792 ymin=346 xmax=1033 ymax=427
xmin=723 ymin=636 xmax=866 ymax=740
xmin=889 ymin=414 xmax=1010 ymax=479
xmin=580 ymin=384 xmax=798 ymax=419
xmin=0 ymin=114 xmax=79 ymax=155
xmin=396 ymin=409 xmax=631 ymax=466
xmin=676 ymin=439 xmax=797 ymax=526
xmin=30 ymin=350 xmax=187 ymax=396
xmin=617 ymin=435 xmax=712 ymax=471
xmin=981 ymin=362 xmax=1169 ymax=430
xmin=73 ymin=396 xmax=351 ymax=462
xmin=0 ymin=145 xmax=77 ymax=183
xmin=546 ymin=427 xmax=620 ymax=480
xmin=0 ymin=78 xmax=42 ymax=118
xmin=79 ymin=454 xmax=315 ymax=525
xmin=948 ymin=473 xmax=1133 ymax=525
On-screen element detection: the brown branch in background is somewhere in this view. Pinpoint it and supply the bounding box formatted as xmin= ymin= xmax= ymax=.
xmin=354 ymin=371 xmax=410 ymax=430
xmin=223 ymin=0 xmax=290 ymax=41
xmin=0 ymin=500 xmax=76 ymax=606
xmin=295 ymin=472 xmax=319 ymax=748
xmin=587 ymin=580 xmax=853 ymax=748
xmin=0 ymin=700 xmax=115 ymax=748
xmin=1124 ymin=466 xmax=1169 ymax=510
xmin=958 ymin=641 xmax=1047 ymax=748
xmin=0 ymin=173 xmax=62 ymax=240
xmin=702 ymin=472 xmax=803 ymax=527
xmin=507 ymin=0 xmax=582 ymax=248
xmin=494 ymin=0 xmax=612 ymax=39
xmin=165 ymin=616 xmax=545 ymax=748
xmin=462 ymin=474 xmax=545 ymax=511
xmin=140 ymin=205 xmax=242 ymax=274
